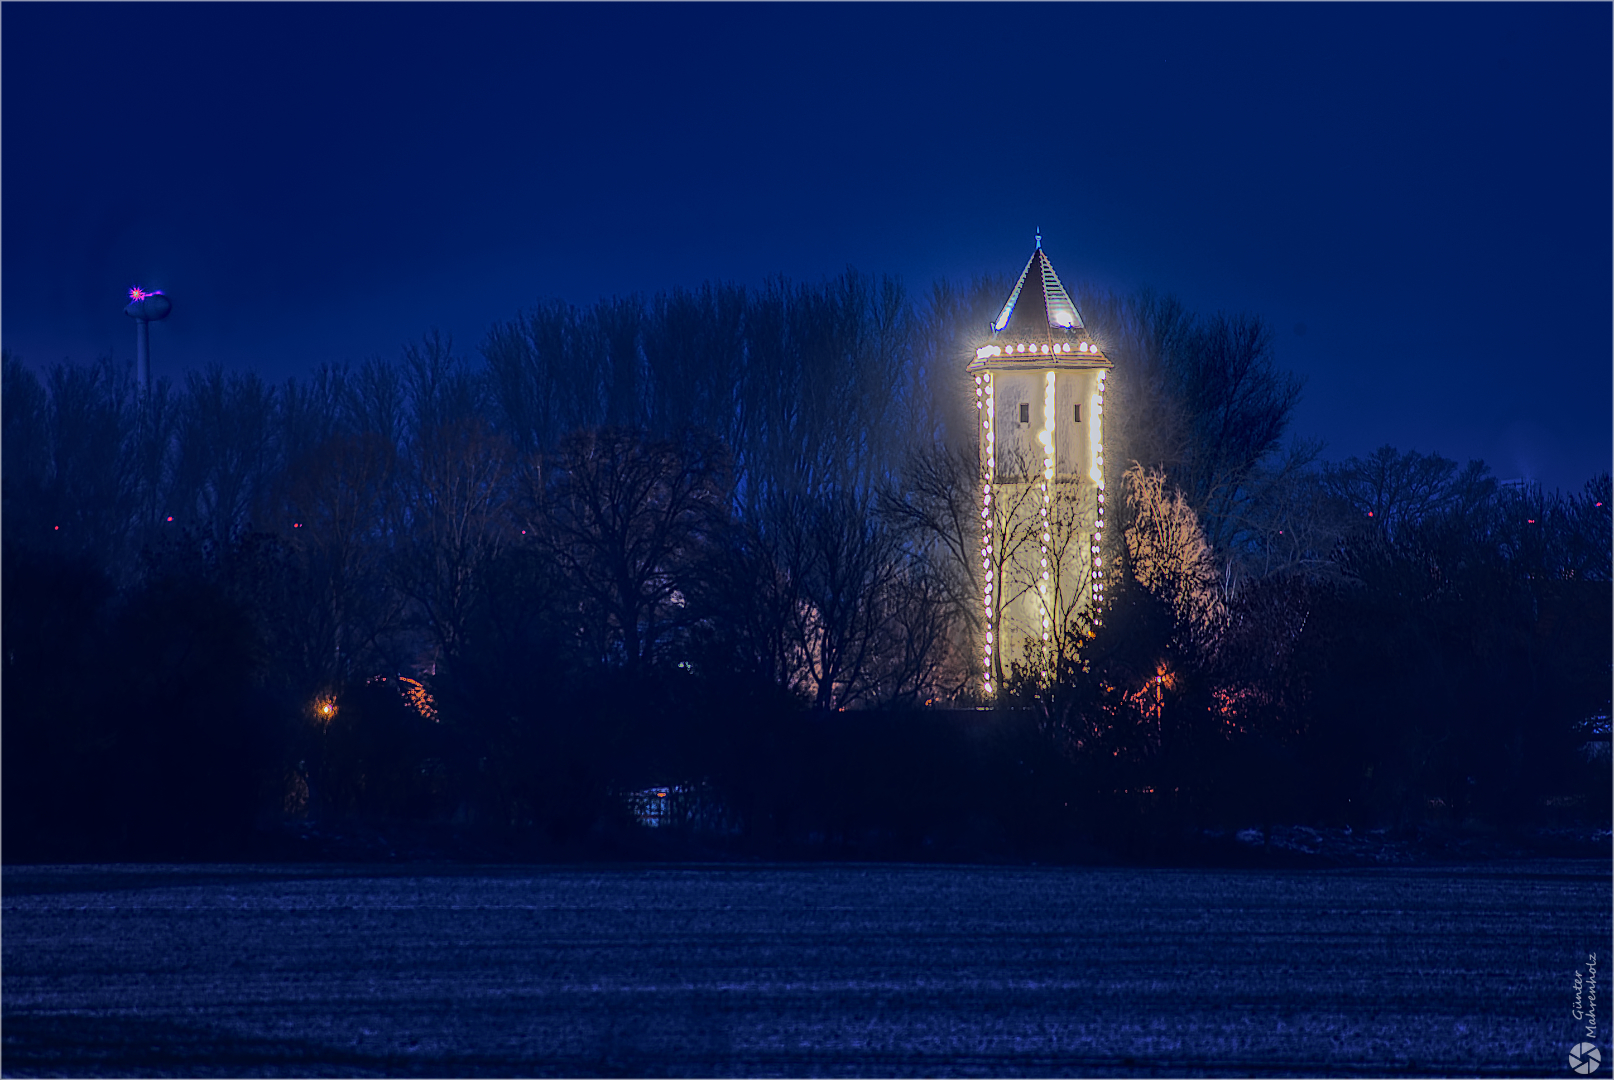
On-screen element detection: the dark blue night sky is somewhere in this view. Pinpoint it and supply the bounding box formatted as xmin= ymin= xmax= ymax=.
xmin=4 ymin=3 xmax=1608 ymax=488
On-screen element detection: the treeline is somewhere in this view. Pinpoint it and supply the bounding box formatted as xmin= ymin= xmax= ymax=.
xmin=2 ymin=272 xmax=1607 ymax=862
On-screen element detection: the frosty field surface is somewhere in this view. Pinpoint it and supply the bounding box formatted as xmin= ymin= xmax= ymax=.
xmin=3 ymin=861 xmax=1606 ymax=1077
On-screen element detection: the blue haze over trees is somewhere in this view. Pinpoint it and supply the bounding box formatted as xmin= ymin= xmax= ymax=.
xmin=2 ymin=272 xmax=1607 ymax=861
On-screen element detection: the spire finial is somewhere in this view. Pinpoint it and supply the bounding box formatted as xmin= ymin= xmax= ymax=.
xmin=1035 ymin=228 xmax=1041 ymax=250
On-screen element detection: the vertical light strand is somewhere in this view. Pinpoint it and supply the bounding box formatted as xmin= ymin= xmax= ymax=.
xmin=978 ymin=372 xmax=995 ymax=695
xmin=1038 ymin=369 xmax=1055 ymax=681
xmin=1091 ymin=369 xmax=1107 ymax=621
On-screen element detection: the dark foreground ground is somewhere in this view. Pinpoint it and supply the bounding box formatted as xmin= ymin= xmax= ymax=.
xmin=3 ymin=861 xmax=1608 ymax=1077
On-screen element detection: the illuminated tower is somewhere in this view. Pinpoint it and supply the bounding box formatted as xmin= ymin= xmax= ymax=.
xmin=968 ymin=237 xmax=1111 ymax=694
xmin=124 ymin=286 xmax=172 ymax=398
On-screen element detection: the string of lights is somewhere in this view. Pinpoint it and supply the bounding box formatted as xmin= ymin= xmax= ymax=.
xmin=1092 ymin=369 xmax=1107 ymax=617
xmin=975 ymin=341 xmax=1099 ymax=360
xmin=977 ymin=372 xmax=995 ymax=694
xmin=1038 ymin=370 xmax=1055 ymax=682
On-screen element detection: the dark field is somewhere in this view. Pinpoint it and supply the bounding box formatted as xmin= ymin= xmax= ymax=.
xmin=3 ymin=861 xmax=1607 ymax=1077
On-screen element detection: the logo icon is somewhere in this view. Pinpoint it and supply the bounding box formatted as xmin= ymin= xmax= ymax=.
xmin=1570 ymin=1043 xmax=1602 ymax=1074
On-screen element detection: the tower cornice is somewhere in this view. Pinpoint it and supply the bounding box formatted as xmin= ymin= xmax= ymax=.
xmin=967 ymin=344 xmax=1112 ymax=374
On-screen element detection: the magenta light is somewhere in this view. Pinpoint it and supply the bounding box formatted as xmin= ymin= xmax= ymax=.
xmin=128 ymin=286 xmax=165 ymax=302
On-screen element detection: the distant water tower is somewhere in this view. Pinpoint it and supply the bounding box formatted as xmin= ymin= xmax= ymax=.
xmin=124 ymin=286 xmax=172 ymax=396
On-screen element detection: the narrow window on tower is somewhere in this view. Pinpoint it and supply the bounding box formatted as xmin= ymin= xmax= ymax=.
xmin=1074 ymin=403 xmax=1082 ymax=423
xmin=1019 ymin=402 xmax=1030 ymax=425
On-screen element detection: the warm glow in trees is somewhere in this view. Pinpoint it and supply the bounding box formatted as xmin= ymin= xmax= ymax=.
xmin=1122 ymin=463 xmax=1226 ymax=648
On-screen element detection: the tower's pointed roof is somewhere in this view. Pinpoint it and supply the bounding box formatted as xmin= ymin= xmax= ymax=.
xmin=992 ymin=239 xmax=1084 ymax=337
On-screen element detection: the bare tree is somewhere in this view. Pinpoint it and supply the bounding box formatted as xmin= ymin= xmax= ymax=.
xmin=171 ymin=366 xmax=277 ymax=544
xmin=690 ymin=514 xmax=806 ymax=694
xmin=979 ymin=445 xmax=1052 ymax=688
xmin=641 ymin=283 xmax=750 ymax=450
xmin=1170 ymin=313 xmax=1303 ymax=550
xmin=599 ymin=296 xmax=645 ymax=430
xmin=1075 ymin=289 xmax=1301 ymax=554
xmin=525 ymin=428 xmax=728 ymax=671
xmin=740 ymin=271 xmax=915 ymax=504
xmin=1216 ymin=440 xmax=1339 ymax=585
xmin=1040 ymin=477 xmax=1100 ymax=670
xmin=907 ymin=276 xmax=1011 ymax=451
xmin=880 ymin=443 xmax=978 ymax=630
xmin=483 ymin=300 xmax=605 ymax=454
xmin=871 ymin=562 xmax=956 ymax=707
xmin=1320 ymin=445 xmax=1496 ymax=547
xmin=759 ymin=488 xmax=951 ymax=710
xmin=276 ymin=430 xmax=404 ymax=684
xmin=770 ymin=489 xmax=899 ymax=711
xmin=392 ymin=338 xmax=514 ymax=663
xmin=1074 ymin=287 xmax=1195 ymax=482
